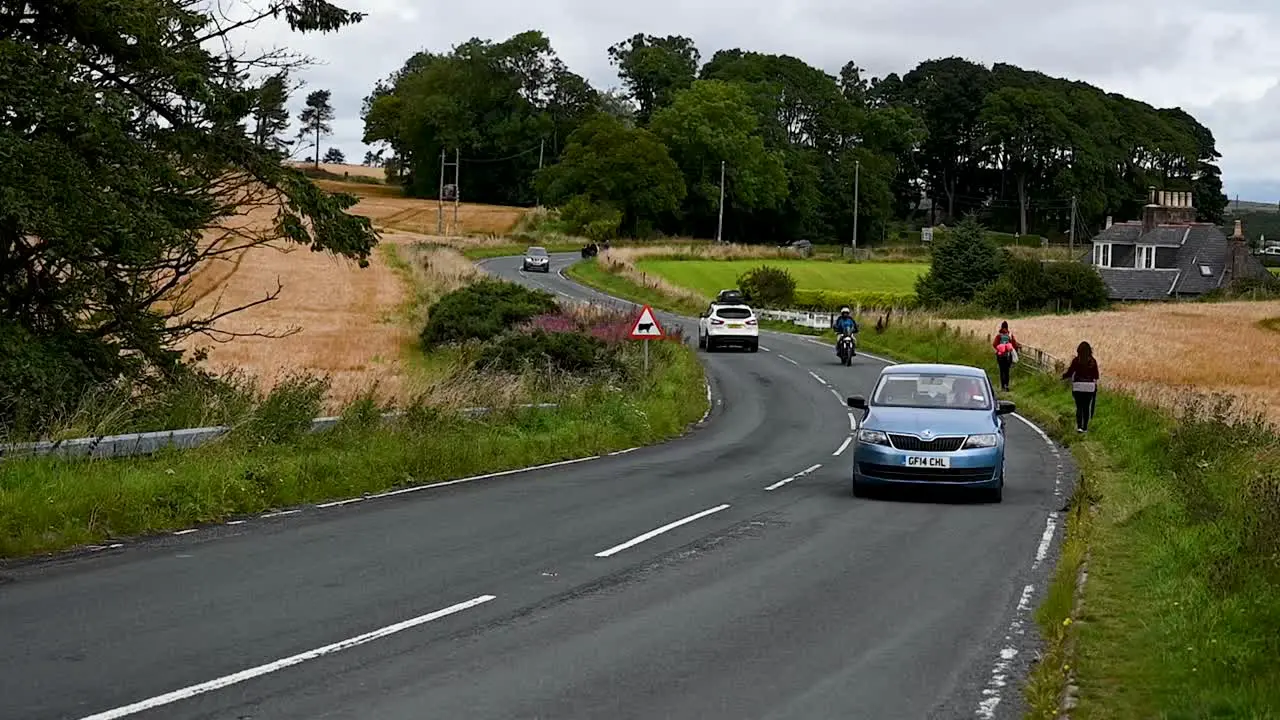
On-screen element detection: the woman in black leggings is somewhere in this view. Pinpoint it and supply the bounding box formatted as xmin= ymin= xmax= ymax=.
xmin=1061 ymin=341 xmax=1100 ymax=433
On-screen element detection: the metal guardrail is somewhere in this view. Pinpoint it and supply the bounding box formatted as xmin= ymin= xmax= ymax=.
xmin=0 ymin=404 xmax=559 ymax=461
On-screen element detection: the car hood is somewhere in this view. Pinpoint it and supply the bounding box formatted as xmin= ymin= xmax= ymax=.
xmin=862 ymin=406 xmax=998 ymax=436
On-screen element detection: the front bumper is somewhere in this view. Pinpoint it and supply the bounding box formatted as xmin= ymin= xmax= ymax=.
xmin=523 ymin=261 xmax=550 ymax=272
xmin=852 ymin=442 xmax=1003 ymax=489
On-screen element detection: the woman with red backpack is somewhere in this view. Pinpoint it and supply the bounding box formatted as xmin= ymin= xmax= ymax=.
xmin=992 ymin=321 xmax=1020 ymax=392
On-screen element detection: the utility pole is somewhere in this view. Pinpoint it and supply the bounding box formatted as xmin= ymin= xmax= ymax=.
xmin=453 ymin=147 xmax=460 ymax=232
xmin=851 ymin=160 xmax=860 ymax=252
xmin=1069 ymin=195 xmax=1076 ymax=256
xmin=536 ymin=138 xmax=545 ymax=207
xmin=716 ymin=160 xmax=726 ymax=243
xmin=437 ymin=149 xmax=446 ymax=235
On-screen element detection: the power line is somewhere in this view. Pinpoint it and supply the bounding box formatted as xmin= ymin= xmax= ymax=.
xmin=457 ymin=143 xmax=543 ymax=164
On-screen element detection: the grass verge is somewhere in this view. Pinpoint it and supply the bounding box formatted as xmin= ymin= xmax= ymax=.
xmin=0 ymin=335 xmax=706 ymax=561
xmin=565 ymin=254 xmax=1280 ymax=717
xmin=567 ymin=258 xmax=706 ymax=316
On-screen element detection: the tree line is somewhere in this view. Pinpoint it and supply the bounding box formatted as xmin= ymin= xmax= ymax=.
xmin=359 ymin=31 xmax=1228 ymax=244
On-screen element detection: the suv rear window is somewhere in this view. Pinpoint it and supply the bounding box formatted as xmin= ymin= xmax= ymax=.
xmin=715 ymin=307 xmax=752 ymax=319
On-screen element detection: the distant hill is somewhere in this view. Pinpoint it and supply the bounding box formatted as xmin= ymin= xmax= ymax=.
xmin=1225 ymin=199 xmax=1279 ymax=215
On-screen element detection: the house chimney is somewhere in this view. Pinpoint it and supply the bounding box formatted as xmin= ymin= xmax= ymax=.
xmin=1105 ymin=215 xmax=1112 ymax=229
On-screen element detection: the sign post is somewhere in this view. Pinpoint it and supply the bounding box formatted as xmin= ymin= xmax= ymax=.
xmin=628 ymin=304 xmax=665 ymax=373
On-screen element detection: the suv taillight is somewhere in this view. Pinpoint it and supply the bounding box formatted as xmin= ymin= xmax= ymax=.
xmin=710 ymin=318 xmax=724 ymax=325
xmin=746 ymin=318 xmax=757 ymax=325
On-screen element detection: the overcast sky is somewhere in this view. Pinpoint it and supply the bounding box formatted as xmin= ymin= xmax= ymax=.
xmin=242 ymin=0 xmax=1280 ymax=203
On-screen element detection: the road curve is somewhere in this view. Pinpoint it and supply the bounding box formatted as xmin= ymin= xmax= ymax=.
xmin=0 ymin=253 xmax=1069 ymax=720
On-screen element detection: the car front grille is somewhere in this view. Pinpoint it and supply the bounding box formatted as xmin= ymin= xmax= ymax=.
xmin=887 ymin=434 xmax=965 ymax=452
xmin=858 ymin=463 xmax=996 ymax=483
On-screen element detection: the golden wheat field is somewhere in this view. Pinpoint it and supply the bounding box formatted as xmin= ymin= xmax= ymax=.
xmin=176 ymin=180 xmax=526 ymax=409
xmin=288 ymin=161 xmax=388 ymax=180
xmin=947 ymin=302 xmax=1280 ymax=422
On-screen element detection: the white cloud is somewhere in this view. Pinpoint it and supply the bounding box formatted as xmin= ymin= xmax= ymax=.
xmin=238 ymin=0 xmax=1280 ymax=200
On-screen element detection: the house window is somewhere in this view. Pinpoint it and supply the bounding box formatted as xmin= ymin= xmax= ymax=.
xmin=1093 ymin=243 xmax=1111 ymax=268
xmin=1137 ymin=245 xmax=1156 ymax=269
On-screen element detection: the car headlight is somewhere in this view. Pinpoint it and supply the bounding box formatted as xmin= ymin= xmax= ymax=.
xmin=857 ymin=428 xmax=889 ymax=446
xmin=963 ymin=433 xmax=999 ymax=449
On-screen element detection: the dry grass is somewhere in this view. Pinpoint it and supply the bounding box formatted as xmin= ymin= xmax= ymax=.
xmin=173 ymin=179 xmax=529 ymax=411
xmin=943 ymin=301 xmax=1280 ymax=423
xmin=289 ymin=162 xmax=387 ymax=180
xmin=597 ymin=243 xmax=804 ymax=307
xmin=316 ymin=179 xmax=527 ymax=237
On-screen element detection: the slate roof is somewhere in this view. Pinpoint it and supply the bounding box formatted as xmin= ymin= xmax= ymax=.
xmin=1085 ymin=222 xmax=1251 ymax=300
xmin=1096 ymin=269 xmax=1180 ymax=300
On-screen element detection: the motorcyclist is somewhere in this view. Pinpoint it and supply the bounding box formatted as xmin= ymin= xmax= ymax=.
xmin=832 ymin=307 xmax=858 ymax=356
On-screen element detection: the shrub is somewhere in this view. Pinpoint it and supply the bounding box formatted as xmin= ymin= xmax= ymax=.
xmin=974 ymin=253 xmax=1109 ymax=312
xmin=238 ymin=374 xmax=329 ymax=446
xmin=559 ymin=195 xmax=623 ymax=240
xmin=791 ymin=289 xmax=918 ymax=311
xmin=737 ymin=265 xmax=797 ymax=308
xmin=421 ymin=279 xmax=558 ymax=347
xmin=914 ymin=215 xmax=1003 ymax=307
xmin=475 ymin=330 xmax=622 ymax=375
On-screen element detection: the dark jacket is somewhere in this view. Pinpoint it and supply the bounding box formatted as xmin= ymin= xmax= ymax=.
xmin=1062 ymin=356 xmax=1100 ymax=383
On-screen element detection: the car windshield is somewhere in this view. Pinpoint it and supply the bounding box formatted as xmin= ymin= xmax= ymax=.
xmin=871 ymin=373 xmax=991 ymax=410
xmin=715 ymin=307 xmax=752 ymax=319
xmin=527 ymin=247 xmax=547 ymax=256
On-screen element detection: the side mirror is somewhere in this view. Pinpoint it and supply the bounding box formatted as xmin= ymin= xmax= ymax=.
xmin=846 ymin=395 xmax=867 ymax=410
xmin=997 ymin=400 xmax=1016 ymax=415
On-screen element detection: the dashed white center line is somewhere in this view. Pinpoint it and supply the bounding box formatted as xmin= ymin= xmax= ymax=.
xmin=832 ymin=437 xmax=853 ymax=456
xmin=759 ymin=346 xmax=771 ymax=352
xmin=778 ymin=354 xmax=799 ymax=366
xmin=829 ymin=388 xmax=843 ymax=402
xmin=848 ymin=413 xmax=858 ymax=431
xmin=594 ymin=504 xmax=731 ymax=558
xmin=76 ymin=595 xmax=498 ymax=720
xmin=808 ymin=371 xmax=827 ymax=385
xmin=765 ymin=463 xmax=823 ymax=491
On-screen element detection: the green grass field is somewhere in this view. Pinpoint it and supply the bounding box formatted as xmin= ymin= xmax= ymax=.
xmin=633 ymin=259 xmax=927 ymax=295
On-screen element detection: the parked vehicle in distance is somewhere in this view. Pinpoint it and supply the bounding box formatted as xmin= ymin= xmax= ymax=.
xmin=715 ymin=288 xmax=746 ymax=305
xmin=699 ymin=301 xmax=759 ymax=352
xmin=847 ymin=363 xmax=1014 ymax=502
xmin=522 ymin=246 xmax=550 ymax=272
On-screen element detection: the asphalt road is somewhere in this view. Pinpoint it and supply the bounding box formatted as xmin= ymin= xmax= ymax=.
xmin=0 ymin=253 xmax=1070 ymax=720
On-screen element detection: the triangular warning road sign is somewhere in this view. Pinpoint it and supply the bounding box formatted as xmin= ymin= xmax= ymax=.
xmin=628 ymin=305 xmax=665 ymax=339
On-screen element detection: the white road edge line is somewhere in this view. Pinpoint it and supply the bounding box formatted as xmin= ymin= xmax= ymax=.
xmin=76 ymin=595 xmax=498 ymax=720
xmin=595 ymin=504 xmax=731 ymax=558
xmin=172 ymin=529 xmax=198 ymax=536
xmin=832 ymin=437 xmax=853 ymax=456
xmin=608 ymin=447 xmax=639 ymax=456
xmin=975 ymin=409 xmax=1065 ymax=719
xmin=261 ymin=510 xmax=300 ymax=519
xmin=316 ymin=497 xmax=363 ymax=509
xmin=764 ymin=463 xmax=823 ymax=491
xmin=363 ymin=456 xmax=601 ymax=501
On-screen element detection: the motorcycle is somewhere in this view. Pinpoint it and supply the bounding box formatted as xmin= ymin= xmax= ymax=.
xmin=836 ymin=332 xmax=857 ymax=366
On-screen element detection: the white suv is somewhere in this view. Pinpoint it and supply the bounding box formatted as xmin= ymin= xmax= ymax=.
xmin=698 ymin=301 xmax=759 ymax=352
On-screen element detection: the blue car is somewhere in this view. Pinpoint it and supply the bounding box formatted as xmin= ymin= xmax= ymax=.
xmin=846 ymin=363 xmax=1015 ymax=503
